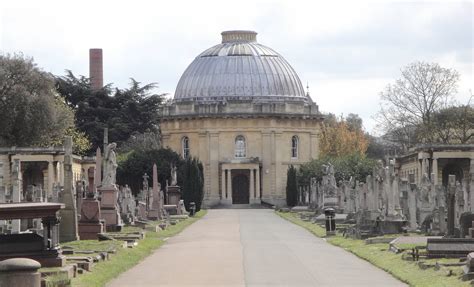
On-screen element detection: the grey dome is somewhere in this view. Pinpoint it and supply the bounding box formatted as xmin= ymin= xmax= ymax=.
xmin=174 ymin=30 xmax=307 ymax=103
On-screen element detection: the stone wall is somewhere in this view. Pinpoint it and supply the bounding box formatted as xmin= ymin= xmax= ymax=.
xmin=161 ymin=116 xmax=322 ymax=207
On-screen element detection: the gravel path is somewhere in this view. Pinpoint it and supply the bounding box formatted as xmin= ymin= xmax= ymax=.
xmin=108 ymin=209 xmax=406 ymax=287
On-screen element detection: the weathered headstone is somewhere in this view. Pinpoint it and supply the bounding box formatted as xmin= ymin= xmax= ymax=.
xmin=322 ymin=163 xmax=337 ymax=208
xmin=99 ymin=142 xmax=123 ymax=231
xmin=59 ymin=136 xmax=79 ymax=242
xmin=447 ymin=175 xmax=457 ymax=237
xmin=408 ymin=181 xmax=417 ymax=230
xmin=79 ymin=167 xmax=104 ymax=240
xmin=463 ymin=252 xmax=474 ymax=280
xmin=118 ymin=185 xmax=136 ymax=224
xmin=95 ymin=147 xmax=102 ymax=188
xmin=167 ymin=163 xmax=182 ymax=205
xmin=148 ymin=164 xmax=162 ymax=219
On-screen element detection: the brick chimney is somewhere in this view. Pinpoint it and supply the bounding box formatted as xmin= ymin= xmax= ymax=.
xmin=89 ymin=48 xmax=103 ymax=90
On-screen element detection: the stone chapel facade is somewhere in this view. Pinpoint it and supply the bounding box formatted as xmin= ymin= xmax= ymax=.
xmin=160 ymin=31 xmax=323 ymax=207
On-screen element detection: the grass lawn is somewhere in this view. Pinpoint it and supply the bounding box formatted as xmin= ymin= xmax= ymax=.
xmin=69 ymin=210 xmax=207 ymax=287
xmin=277 ymin=211 xmax=470 ymax=287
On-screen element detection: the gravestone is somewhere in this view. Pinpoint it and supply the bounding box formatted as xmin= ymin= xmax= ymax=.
xmin=118 ymin=185 xmax=136 ymax=224
xmin=463 ymin=252 xmax=474 ymax=280
xmin=148 ymin=164 xmax=162 ymax=220
xmin=460 ymin=212 xmax=474 ymax=238
xmin=447 ymin=175 xmax=457 ymax=237
xmin=407 ymin=181 xmax=417 ymax=230
xmin=438 ymin=206 xmax=447 ymax=235
xmin=322 ymin=163 xmax=338 ymax=209
xmin=78 ymin=167 xmax=104 ymax=240
xmin=98 ymin=143 xmax=123 ymax=231
xmin=310 ymin=177 xmax=318 ymax=209
xmin=178 ymin=200 xmax=187 ymax=215
xmin=95 ymin=147 xmax=102 ymax=188
xmin=427 ymin=238 xmax=474 ymax=258
xmin=59 ymin=136 xmax=79 ymax=242
xmin=166 ymin=163 xmax=181 ymax=205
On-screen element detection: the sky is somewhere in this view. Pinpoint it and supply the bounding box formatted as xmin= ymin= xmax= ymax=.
xmin=0 ymin=0 xmax=472 ymax=133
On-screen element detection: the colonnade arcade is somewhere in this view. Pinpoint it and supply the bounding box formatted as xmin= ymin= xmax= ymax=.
xmin=221 ymin=162 xmax=261 ymax=205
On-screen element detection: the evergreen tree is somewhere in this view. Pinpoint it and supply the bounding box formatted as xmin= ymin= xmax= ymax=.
xmin=116 ymin=148 xmax=183 ymax=194
xmin=286 ymin=165 xmax=298 ymax=207
xmin=180 ymin=157 xmax=204 ymax=211
xmin=55 ymin=72 xmax=165 ymax=154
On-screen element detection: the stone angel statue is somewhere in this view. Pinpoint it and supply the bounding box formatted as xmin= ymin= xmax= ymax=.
xmin=102 ymin=143 xmax=118 ymax=187
xmin=170 ymin=163 xmax=178 ymax=186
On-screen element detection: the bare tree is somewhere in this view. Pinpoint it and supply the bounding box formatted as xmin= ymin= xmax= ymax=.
xmin=376 ymin=62 xmax=460 ymax=148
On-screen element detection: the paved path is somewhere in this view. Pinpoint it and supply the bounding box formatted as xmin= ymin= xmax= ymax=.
xmin=108 ymin=209 xmax=406 ymax=287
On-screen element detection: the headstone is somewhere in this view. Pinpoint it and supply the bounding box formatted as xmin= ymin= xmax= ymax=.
xmin=0 ymin=186 xmax=5 ymax=203
xmin=95 ymin=147 xmax=102 ymax=188
xmin=99 ymin=142 xmax=123 ymax=231
xmin=447 ymin=175 xmax=457 ymax=237
xmin=427 ymin=238 xmax=474 ymax=258
xmin=439 ymin=206 xmax=447 ymax=234
xmin=59 ymin=136 xmax=79 ymax=242
xmin=50 ymin=183 xmax=60 ymax=203
xmin=456 ymin=180 xmax=466 ymax=224
xmin=463 ymin=252 xmax=474 ymax=280
xmin=142 ymin=173 xmax=150 ymax=211
xmin=407 ymin=182 xmax=417 ymax=230
xmin=460 ymin=212 xmax=474 ymax=238
xmin=178 ymin=200 xmax=187 ymax=215
xmin=118 ymin=185 xmax=136 ymax=224
xmin=310 ymin=177 xmax=317 ymax=209
xmin=79 ymin=167 xmax=104 ymax=240
xmin=167 ymin=163 xmax=182 ymax=206
xmin=148 ymin=164 xmax=162 ymax=220
xmin=322 ymin=163 xmax=337 ymax=208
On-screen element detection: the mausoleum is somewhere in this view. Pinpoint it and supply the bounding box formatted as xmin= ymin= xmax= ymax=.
xmin=160 ymin=30 xmax=323 ymax=207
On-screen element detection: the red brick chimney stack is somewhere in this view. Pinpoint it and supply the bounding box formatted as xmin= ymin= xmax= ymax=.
xmin=89 ymin=48 xmax=103 ymax=91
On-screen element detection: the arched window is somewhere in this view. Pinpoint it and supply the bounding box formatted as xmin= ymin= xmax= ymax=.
xmin=291 ymin=136 xmax=298 ymax=158
xmin=234 ymin=135 xmax=246 ymax=158
xmin=182 ymin=136 xmax=190 ymax=159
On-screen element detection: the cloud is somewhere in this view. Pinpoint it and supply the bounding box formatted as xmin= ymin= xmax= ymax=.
xmin=1 ymin=0 xmax=471 ymax=133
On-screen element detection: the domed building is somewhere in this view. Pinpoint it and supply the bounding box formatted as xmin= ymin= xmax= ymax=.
xmin=160 ymin=30 xmax=323 ymax=207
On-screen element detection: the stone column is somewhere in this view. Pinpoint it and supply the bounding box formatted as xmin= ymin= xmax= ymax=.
xmin=432 ymin=158 xmax=438 ymax=185
xmin=418 ymin=159 xmax=423 ymax=184
xmin=469 ymin=158 xmax=474 ymax=212
xmin=227 ymin=168 xmax=232 ymax=204
xmin=11 ymin=159 xmax=21 ymax=233
xmin=58 ymin=162 xmax=64 ymax=186
xmin=255 ymin=167 xmax=260 ymax=201
xmin=221 ymin=168 xmax=226 ymax=200
xmin=47 ymin=161 xmax=54 ymax=195
xmin=249 ymin=169 xmax=255 ymax=203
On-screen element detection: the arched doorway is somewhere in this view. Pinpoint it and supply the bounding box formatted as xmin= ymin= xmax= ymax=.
xmin=232 ymin=174 xmax=249 ymax=204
